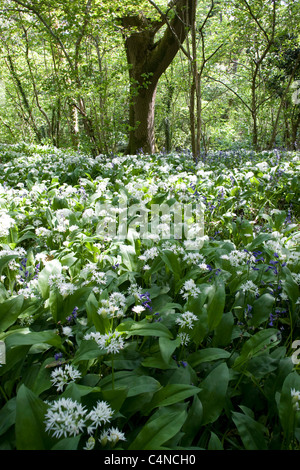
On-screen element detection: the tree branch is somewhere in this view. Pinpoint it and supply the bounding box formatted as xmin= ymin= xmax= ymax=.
xmin=147 ymin=0 xmax=197 ymax=81
xmin=207 ymin=75 xmax=252 ymax=113
xmin=10 ymin=0 xmax=74 ymax=72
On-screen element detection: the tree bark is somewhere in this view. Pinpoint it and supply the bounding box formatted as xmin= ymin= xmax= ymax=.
xmin=122 ymin=0 xmax=196 ymax=154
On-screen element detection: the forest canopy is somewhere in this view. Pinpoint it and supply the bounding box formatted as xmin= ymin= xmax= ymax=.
xmin=0 ymin=0 xmax=299 ymax=157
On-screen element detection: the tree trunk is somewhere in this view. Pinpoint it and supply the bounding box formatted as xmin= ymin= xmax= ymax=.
xmin=122 ymin=0 xmax=196 ymax=154
xmin=128 ymin=82 xmax=157 ymax=154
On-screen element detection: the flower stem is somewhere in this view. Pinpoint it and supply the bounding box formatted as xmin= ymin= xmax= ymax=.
xmin=111 ymin=356 xmax=115 ymax=390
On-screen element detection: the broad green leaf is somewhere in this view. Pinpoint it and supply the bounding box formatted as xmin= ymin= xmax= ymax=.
xmin=161 ymin=250 xmax=181 ymax=278
xmin=17 ymin=231 xmax=37 ymax=244
xmin=72 ymin=339 xmax=105 ymax=364
xmin=48 ymin=288 xmax=64 ymax=323
xmin=181 ymin=395 xmax=203 ymax=447
xmin=282 ymin=267 xmax=299 ymax=307
xmin=92 ymin=308 xmax=111 ymax=334
xmin=208 ymin=431 xmax=223 ymax=450
xmin=246 ymin=233 xmax=272 ymax=251
xmin=144 ymin=384 xmax=201 ymax=414
xmin=207 ymin=281 xmax=226 ymax=330
xmin=15 ymin=385 xmax=54 ymax=450
xmin=38 ymin=259 xmax=62 ymax=299
xmin=0 ymin=397 xmax=16 ymax=436
xmin=103 ymin=341 xmax=142 ymax=370
xmin=4 ymin=329 xmax=62 ymax=350
xmin=142 ymin=353 xmax=178 ymax=370
xmin=0 ymin=295 xmax=24 ymax=331
xmin=278 ymin=371 xmax=300 ymax=440
xmin=233 ymin=328 xmax=280 ymax=371
xmin=0 ymin=255 xmax=18 ymax=275
xmin=100 ymin=371 xmax=161 ymax=397
xmin=246 ymin=354 xmax=278 ymax=379
xmin=232 ymin=411 xmax=267 ymax=450
xmin=119 ymin=244 xmax=137 ymax=271
xmin=128 ymin=406 xmax=187 ymax=450
xmin=62 ymin=286 xmax=93 ymax=321
xmin=30 ymin=358 xmax=54 ymax=396
xmin=212 ymin=311 xmax=234 ymax=347
xmin=60 ymin=253 xmax=78 ymax=267
xmin=188 ymin=348 xmax=230 ymax=368
xmin=85 ymin=291 xmax=99 ymax=324
xmin=198 ymin=362 xmax=229 ymax=425
xmin=249 ymin=293 xmax=275 ymax=327
xmin=120 ymin=319 xmax=173 ymax=339
xmin=52 ymin=196 xmax=68 ymax=210
xmin=101 ymin=388 xmax=128 ymax=413
xmin=0 ymin=345 xmax=30 ymax=375
xmin=159 ymin=337 xmax=181 ymax=364
xmin=62 ymin=383 xmax=100 ymax=401
xmin=190 ymin=309 xmax=209 ymax=345
xmin=51 ymin=436 xmax=81 ymax=450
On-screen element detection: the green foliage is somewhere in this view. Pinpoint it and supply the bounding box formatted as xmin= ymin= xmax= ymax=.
xmin=0 ymin=0 xmax=299 ymax=152
xmin=0 ymin=143 xmax=299 ymax=450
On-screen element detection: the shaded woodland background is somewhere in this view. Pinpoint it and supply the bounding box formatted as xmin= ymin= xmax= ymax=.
xmin=0 ymin=0 xmax=299 ymax=158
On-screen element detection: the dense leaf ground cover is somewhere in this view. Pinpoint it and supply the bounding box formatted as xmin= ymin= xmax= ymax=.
xmin=0 ymin=143 xmax=299 ymax=450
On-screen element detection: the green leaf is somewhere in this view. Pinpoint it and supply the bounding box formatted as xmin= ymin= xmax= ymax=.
xmin=119 ymin=244 xmax=137 ymax=271
xmin=232 ymin=411 xmax=267 ymax=450
xmin=198 ymin=362 xmax=229 ymax=425
xmin=104 ymin=341 xmax=142 ymax=370
xmin=0 ymin=255 xmax=19 ymax=275
xmin=278 ymin=371 xmax=300 ymax=440
xmin=72 ymin=339 xmax=105 ymax=364
xmin=233 ymin=328 xmax=280 ymax=371
xmin=181 ymin=395 xmax=203 ymax=447
xmin=188 ymin=348 xmax=230 ymax=368
xmin=246 ymin=354 xmax=278 ymax=379
xmin=282 ymin=267 xmax=299 ymax=307
xmin=120 ymin=319 xmax=173 ymax=339
xmin=51 ymin=436 xmax=81 ymax=450
xmin=17 ymin=231 xmax=37 ymax=244
xmin=246 ymin=233 xmax=272 ymax=251
xmin=15 ymin=385 xmax=54 ymax=450
xmin=0 ymin=295 xmax=24 ymax=331
xmin=101 ymin=388 xmax=128 ymax=413
xmin=159 ymin=337 xmax=181 ymax=364
xmin=128 ymin=405 xmax=187 ymax=450
xmin=30 ymin=358 xmax=53 ymax=396
xmin=142 ymin=352 xmax=178 ymax=370
xmin=144 ymin=384 xmax=201 ymax=414
xmin=249 ymin=293 xmax=275 ymax=327
xmin=38 ymin=260 xmax=62 ymax=299
xmin=48 ymin=288 xmax=64 ymax=323
xmin=208 ymin=431 xmax=223 ymax=450
xmin=190 ymin=309 xmax=209 ymax=345
xmin=100 ymin=371 xmax=161 ymax=397
xmin=52 ymin=196 xmax=68 ymax=210
xmin=60 ymin=253 xmax=78 ymax=267
xmin=4 ymin=329 xmax=62 ymax=350
xmin=212 ymin=311 xmax=234 ymax=347
xmin=0 ymin=344 xmax=30 ymax=375
xmin=0 ymin=398 xmax=16 ymax=436
xmin=161 ymin=250 xmax=181 ymax=278
xmin=62 ymin=286 xmax=93 ymax=321
xmin=206 ymin=281 xmax=226 ymax=330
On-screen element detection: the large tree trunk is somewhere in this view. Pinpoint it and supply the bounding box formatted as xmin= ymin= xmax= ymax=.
xmin=128 ymin=82 xmax=157 ymax=154
xmin=122 ymin=0 xmax=196 ymax=154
